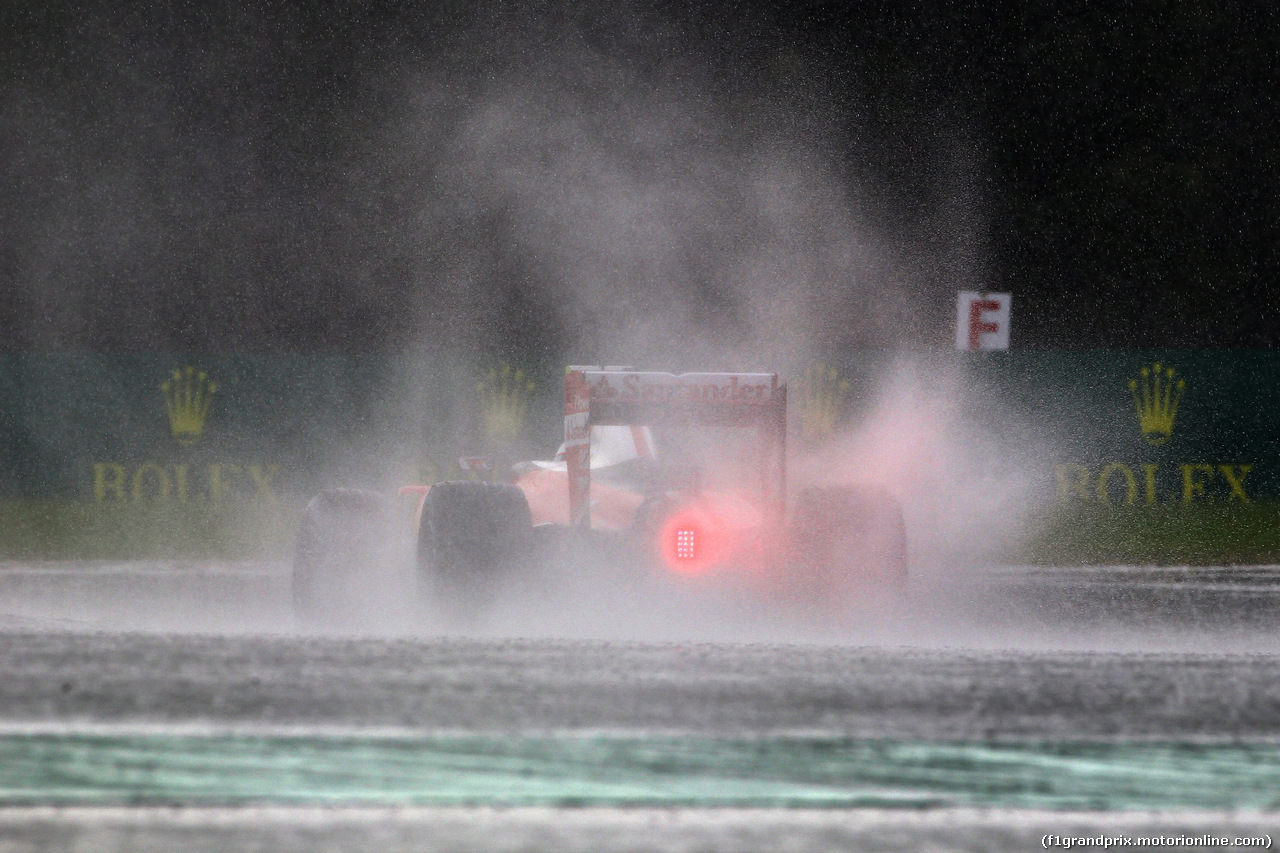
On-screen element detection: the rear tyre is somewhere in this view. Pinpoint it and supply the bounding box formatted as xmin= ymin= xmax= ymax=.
xmin=292 ymin=488 xmax=390 ymax=626
xmin=787 ymin=485 xmax=907 ymax=612
xmin=629 ymin=494 xmax=681 ymax=565
xmin=417 ymin=481 xmax=533 ymax=616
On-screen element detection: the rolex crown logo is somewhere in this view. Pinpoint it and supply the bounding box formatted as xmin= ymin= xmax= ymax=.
xmin=161 ymin=366 xmax=217 ymax=446
xmin=478 ymin=364 xmax=535 ymax=441
xmin=1129 ymin=362 xmax=1184 ymax=446
xmin=795 ymin=364 xmax=851 ymax=444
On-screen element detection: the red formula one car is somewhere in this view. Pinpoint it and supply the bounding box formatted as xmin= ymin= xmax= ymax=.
xmin=293 ymin=368 xmax=907 ymax=623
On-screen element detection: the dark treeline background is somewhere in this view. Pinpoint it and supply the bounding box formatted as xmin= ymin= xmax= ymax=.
xmin=1 ymin=1 xmax=1276 ymax=354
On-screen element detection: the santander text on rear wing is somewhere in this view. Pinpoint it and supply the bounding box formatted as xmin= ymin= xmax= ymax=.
xmin=564 ymin=370 xmax=787 ymax=528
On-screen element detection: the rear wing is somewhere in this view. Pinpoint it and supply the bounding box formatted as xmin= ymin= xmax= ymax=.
xmin=564 ymin=369 xmax=787 ymax=528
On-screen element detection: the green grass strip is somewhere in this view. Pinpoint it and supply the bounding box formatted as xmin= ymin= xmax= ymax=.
xmin=0 ymin=501 xmax=302 ymax=560
xmin=1015 ymin=501 xmax=1280 ymax=566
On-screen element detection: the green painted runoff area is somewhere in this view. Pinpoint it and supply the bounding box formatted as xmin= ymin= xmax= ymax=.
xmin=0 ymin=734 xmax=1278 ymax=811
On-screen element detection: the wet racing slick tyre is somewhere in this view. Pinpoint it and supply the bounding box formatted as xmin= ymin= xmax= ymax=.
xmin=786 ymin=484 xmax=907 ymax=615
xmin=629 ymin=494 xmax=682 ymax=566
xmin=417 ymin=480 xmax=533 ymax=617
xmin=292 ymin=488 xmax=391 ymax=627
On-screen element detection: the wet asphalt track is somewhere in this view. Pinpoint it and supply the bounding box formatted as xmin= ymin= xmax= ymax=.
xmin=1 ymin=562 xmax=1279 ymax=851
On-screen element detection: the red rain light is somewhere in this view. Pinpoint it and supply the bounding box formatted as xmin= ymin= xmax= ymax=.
xmin=659 ymin=507 xmax=727 ymax=575
xmin=675 ymin=527 xmax=697 ymax=561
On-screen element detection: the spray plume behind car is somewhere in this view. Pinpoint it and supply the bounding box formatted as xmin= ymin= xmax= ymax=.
xmin=292 ymin=367 xmax=908 ymax=630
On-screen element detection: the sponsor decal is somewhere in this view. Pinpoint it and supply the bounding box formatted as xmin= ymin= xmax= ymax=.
xmin=563 ymin=413 xmax=590 ymax=447
xmin=1055 ymin=462 xmax=1253 ymax=505
xmin=564 ymin=370 xmax=591 ymax=448
xmin=795 ymin=364 xmax=850 ymax=444
xmin=91 ymin=462 xmax=281 ymax=502
xmin=586 ymin=372 xmax=775 ymax=404
xmin=1055 ymin=363 xmax=1256 ymax=504
xmin=89 ymin=366 xmax=283 ymax=502
xmin=478 ymin=364 xmax=535 ymax=441
xmin=563 ymin=370 xmax=592 ymax=526
xmin=1129 ymin=362 xmax=1183 ymax=446
xmin=161 ymin=366 xmax=217 ymax=446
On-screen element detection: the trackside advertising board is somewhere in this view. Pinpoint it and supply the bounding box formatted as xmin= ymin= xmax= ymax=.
xmin=960 ymin=351 xmax=1280 ymax=505
xmin=0 ymin=352 xmax=1276 ymax=551
xmin=0 ymin=353 xmax=525 ymax=505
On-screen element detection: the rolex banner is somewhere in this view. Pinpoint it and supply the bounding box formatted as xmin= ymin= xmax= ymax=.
xmin=0 ymin=352 xmax=1277 ymax=558
xmin=957 ymin=351 xmax=1280 ymax=505
xmin=0 ymin=351 xmax=1277 ymax=504
xmin=0 ymin=353 xmax=562 ymax=506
